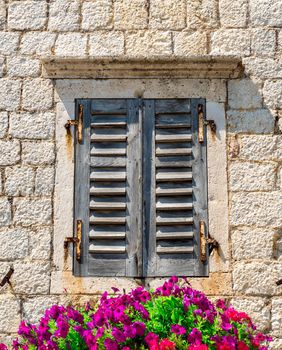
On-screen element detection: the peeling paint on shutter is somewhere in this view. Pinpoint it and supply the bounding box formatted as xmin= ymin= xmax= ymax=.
xmin=143 ymin=99 xmax=208 ymax=277
xmin=74 ymin=99 xmax=142 ymax=277
xmin=74 ymin=98 xmax=208 ymax=277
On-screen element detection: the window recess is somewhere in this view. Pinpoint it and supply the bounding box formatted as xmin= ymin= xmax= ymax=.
xmin=72 ymin=98 xmax=208 ymax=277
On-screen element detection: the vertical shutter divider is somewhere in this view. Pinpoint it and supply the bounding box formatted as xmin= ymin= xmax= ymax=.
xmin=191 ymin=98 xmax=208 ymax=276
xmin=126 ymin=99 xmax=143 ymax=277
xmin=143 ymin=100 xmax=156 ymax=277
xmin=74 ymin=99 xmax=91 ymax=276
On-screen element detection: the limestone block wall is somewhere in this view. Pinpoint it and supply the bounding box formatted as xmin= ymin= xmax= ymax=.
xmin=0 ymin=0 xmax=281 ymax=347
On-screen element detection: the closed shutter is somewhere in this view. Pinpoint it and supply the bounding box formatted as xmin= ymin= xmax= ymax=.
xmin=74 ymin=99 xmax=142 ymax=277
xmin=74 ymin=98 xmax=208 ymax=277
xmin=143 ymin=99 xmax=208 ymax=277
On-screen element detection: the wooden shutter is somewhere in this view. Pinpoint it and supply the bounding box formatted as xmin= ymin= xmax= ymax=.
xmin=143 ymin=99 xmax=208 ymax=277
xmin=74 ymin=99 xmax=142 ymax=277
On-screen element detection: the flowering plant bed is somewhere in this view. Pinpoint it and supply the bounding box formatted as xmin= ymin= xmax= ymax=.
xmin=0 ymin=277 xmax=272 ymax=350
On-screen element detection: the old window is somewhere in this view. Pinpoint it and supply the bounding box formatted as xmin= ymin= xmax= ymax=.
xmin=73 ymin=98 xmax=208 ymax=277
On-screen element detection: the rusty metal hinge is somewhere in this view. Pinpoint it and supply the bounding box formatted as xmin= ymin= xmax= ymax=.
xmin=64 ymin=219 xmax=82 ymax=262
xmin=199 ymin=220 xmax=207 ymax=262
xmin=198 ymin=104 xmax=205 ymax=143
xmin=199 ymin=221 xmax=219 ymax=262
xmin=198 ymin=104 xmax=216 ymax=142
xmin=0 ymin=266 xmax=14 ymax=287
xmin=65 ymin=104 xmax=84 ymax=143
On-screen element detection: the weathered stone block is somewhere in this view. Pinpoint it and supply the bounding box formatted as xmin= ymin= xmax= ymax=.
xmin=227 ymin=109 xmax=274 ymax=134
xmin=251 ymin=29 xmax=276 ymax=56
xmin=8 ymin=1 xmax=47 ymax=30
xmin=35 ymin=167 xmax=55 ymax=195
xmin=239 ymin=135 xmax=282 ymax=161
xmin=82 ymin=0 xmax=113 ymax=30
xmin=22 ymin=79 xmax=53 ymax=111
xmin=243 ymin=58 xmax=282 ymax=79
xmin=114 ymin=0 xmax=148 ymax=30
xmin=23 ymin=296 xmax=58 ymax=324
xmin=7 ymin=57 xmax=41 ymax=78
xmin=10 ymin=112 xmax=55 ymax=139
xmin=228 ymin=79 xmax=262 ymax=109
xmin=126 ymin=30 xmax=172 ymax=57
xmin=231 ymin=298 xmax=270 ymax=331
xmin=231 ymin=192 xmax=282 ymax=227
xmin=0 ymin=0 xmax=6 ymax=30
xmin=0 ymin=140 xmax=20 ymax=166
xmin=30 ymin=227 xmax=51 ymax=260
xmin=13 ymin=262 xmax=50 ymax=294
xmin=89 ymin=32 xmax=124 ymax=56
xmin=174 ymin=31 xmax=207 ymax=56
xmin=21 ymin=32 xmax=56 ymax=56
xmin=0 ymin=296 xmax=21 ymax=333
xmin=48 ymin=0 xmax=80 ymax=31
xmin=0 ymin=228 xmax=29 ymax=259
xmin=270 ymin=338 xmax=282 ymax=350
xmin=232 ymin=227 xmax=274 ymax=260
xmin=230 ymin=161 xmax=276 ymax=191
xmin=233 ymin=262 xmax=282 ymax=295
xmin=55 ymin=33 xmax=88 ymax=57
xmin=150 ymin=0 xmax=186 ymax=30
xmin=0 ymin=199 xmax=11 ymax=227
xmin=186 ymin=0 xmax=218 ymax=29
xmin=211 ymin=29 xmax=251 ymax=55
xmin=22 ymin=141 xmax=55 ymax=165
xmin=0 ymin=56 xmax=3 ymax=77
xmin=219 ymin=0 xmax=248 ymax=28
xmin=250 ymin=0 xmax=282 ymax=27
xmin=5 ymin=166 xmax=34 ymax=196
xmin=0 ymin=112 xmax=8 ymax=138
xmin=0 ymin=79 xmax=21 ymax=111
xmin=14 ymin=198 xmax=52 ymax=226
xmin=263 ymin=81 xmax=282 ymax=110
xmin=0 ymin=32 xmax=19 ymax=55
xmin=272 ymin=299 xmax=282 ymax=336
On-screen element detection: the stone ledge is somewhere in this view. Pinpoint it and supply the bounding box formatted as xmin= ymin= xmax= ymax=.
xmin=42 ymin=55 xmax=243 ymax=79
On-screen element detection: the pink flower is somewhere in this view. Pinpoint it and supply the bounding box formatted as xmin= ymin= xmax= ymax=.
xmin=145 ymin=332 xmax=159 ymax=346
xmin=0 ymin=344 xmax=8 ymax=350
xmin=238 ymin=341 xmax=249 ymax=350
xmin=159 ymin=339 xmax=176 ymax=350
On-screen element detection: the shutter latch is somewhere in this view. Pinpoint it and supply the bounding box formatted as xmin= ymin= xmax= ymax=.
xmin=64 ymin=220 xmax=82 ymax=262
xmin=65 ymin=104 xmax=84 ymax=143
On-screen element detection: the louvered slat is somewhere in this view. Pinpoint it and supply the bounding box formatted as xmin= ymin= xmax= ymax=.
xmin=156 ymin=172 xmax=193 ymax=182
xmin=89 ymin=245 xmax=126 ymax=254
xmin=90 ymin=171 xmax=126 ymax=181
xmin=157 ymin=246 xmax=194 ymax=254
xmin=156 ymin=231 xmax=193 ymax=240
xmin=156 ymin=134 xmax=192 ymax=142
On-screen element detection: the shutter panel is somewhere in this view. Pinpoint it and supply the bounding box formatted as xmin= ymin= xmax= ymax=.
xmin=74 ymin=99 xmax=142 ymax=277
xmin=143 ymin=99 xmax=208 ymax=277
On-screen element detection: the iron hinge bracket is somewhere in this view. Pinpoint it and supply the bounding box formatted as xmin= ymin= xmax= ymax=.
xmin=64 ymin=220 xmax=82 ymax=263
xmin=0 ymin=266 xmax=14 ymax=288
xmin=65 ymin=104 xmax=84 ymax=143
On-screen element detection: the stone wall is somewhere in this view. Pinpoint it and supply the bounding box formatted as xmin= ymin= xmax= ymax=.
xmin=0 ymin=0 xmax=281 ymax=348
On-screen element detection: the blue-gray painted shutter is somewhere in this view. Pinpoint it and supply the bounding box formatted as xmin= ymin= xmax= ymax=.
xmin=143 ymin=99 xmax=208 ymax=277
xmin=74 ymin=98 xmax=208 ymax=277
xmin=74 ymin=99 xmax=142 ymax=277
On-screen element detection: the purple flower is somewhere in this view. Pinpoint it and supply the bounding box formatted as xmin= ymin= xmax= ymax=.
xmin=112 ymin=327 xmax=126 ymax=342
xmin=54 ymin=315 xmax=69 ymax=338
xmin=104 ymin=338 xmax=118 ymax=350
xmin=171 ymin=324 xmax=186 ymax=335
xmin=187 ymin=328 xmax=202 ymax=344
